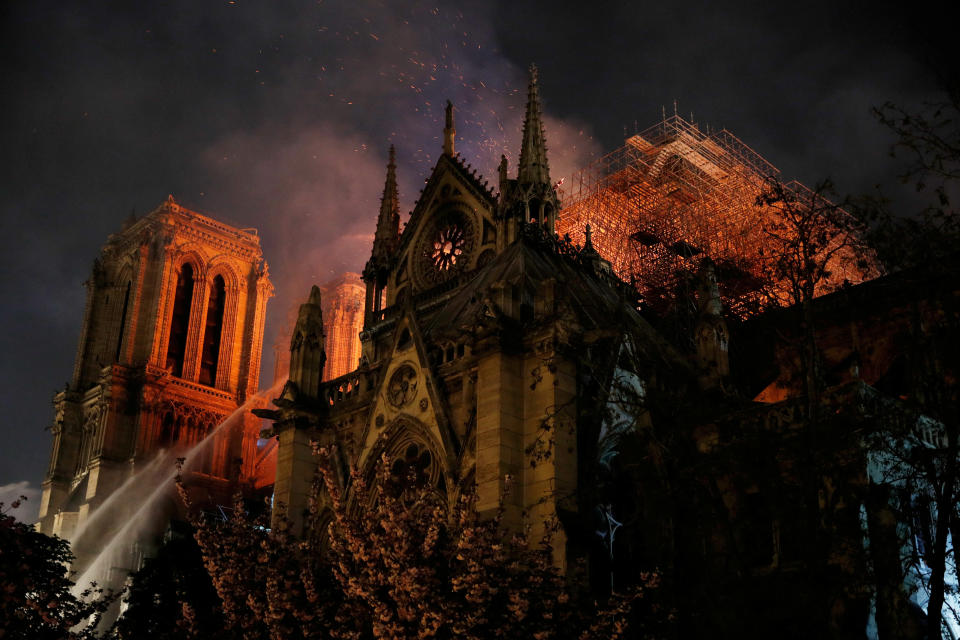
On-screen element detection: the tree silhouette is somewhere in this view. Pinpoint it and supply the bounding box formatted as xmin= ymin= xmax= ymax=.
xmin=0 ymin=497 xmax=114 ymax=639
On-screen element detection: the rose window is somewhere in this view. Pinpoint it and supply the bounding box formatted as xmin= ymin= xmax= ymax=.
xmin=387 ymin=366 xmax=417 ymax=408
xmin=413 ymin=208 xmax=476 ymax=288
xmin=430 ymin=224 xmax=466 ymax=271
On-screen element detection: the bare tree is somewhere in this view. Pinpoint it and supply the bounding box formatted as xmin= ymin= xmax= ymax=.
xmin=859 ymin=92 xmax=960 ymax=639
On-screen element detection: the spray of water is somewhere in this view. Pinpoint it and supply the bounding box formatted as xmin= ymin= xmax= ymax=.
xmin=69 ymin=452 xmax=171 ymax=550
xmin=71 ymin=380 xmax=284 ymax=596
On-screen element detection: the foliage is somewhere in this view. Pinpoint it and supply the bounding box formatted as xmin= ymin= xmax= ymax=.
xmin=172 ymin=449 xmax=669 ymax=640
xmin=0 ymin=497 xmax=114 ymax=640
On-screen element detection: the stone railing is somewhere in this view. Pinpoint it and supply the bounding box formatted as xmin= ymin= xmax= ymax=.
xmin=321 ymin=369 xmax=377 ymax=408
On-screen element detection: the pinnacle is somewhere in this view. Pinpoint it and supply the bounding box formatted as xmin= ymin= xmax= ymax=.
xmin=584 ymin=224 xmax=595 ymax=253
xmin=517 ymin=64 xmax=550 ymax=186
xmin=380 ymin=146 xmax=399 ymax=214
xmin=371 ymin=146 xmax=401 ymax=264
xmin=308 ymin=285 xmax=322 ymax=306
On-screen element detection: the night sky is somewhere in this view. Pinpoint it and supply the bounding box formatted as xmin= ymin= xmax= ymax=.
xmin=0 ymin=0 xmax=949 ymax=521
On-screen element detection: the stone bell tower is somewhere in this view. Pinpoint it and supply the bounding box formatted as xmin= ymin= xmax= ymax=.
xmin=38 ymin=196 xmax=272 ymax=538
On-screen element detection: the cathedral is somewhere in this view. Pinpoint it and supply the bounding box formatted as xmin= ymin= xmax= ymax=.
xmin=256 ymin=67 xmax=678 ymax=559
xmin=271 ymin=273 xmax=365 ymax=386
xmin=37 ymin=66 xmax=960 ymax=637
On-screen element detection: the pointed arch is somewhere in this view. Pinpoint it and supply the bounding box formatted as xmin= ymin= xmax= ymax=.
xmin=165 ymin=262 xmax=196 ymax=377
xmin=362 ymin=414 xmax=451 ymax=497
xmin=529 ymin=197 xmax=543 ymax=224
xmin=205 ymin=258 xmax=241 ymax=293
xmin=203 ymin=260 xmax=242 ymax=389
xmin=113 ymin=263 xmax=135 ymax=364
xmin=199 ymin=274 xmax=226 ymax=386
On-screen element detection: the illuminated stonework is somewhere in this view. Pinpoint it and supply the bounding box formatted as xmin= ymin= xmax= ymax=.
xmin=37 ymin=196 xmax=273 ymax=540
xmin=317 ymin=273 xmax=365 ymax=381
xmin=414 ymin=208 xmax=477 ymax=286
xmin=272 ymin=273 xmax=364 ymax=385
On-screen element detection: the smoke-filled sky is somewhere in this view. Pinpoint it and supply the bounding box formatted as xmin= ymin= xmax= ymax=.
xmin=0 ymin=0 xmax=950 ymax=519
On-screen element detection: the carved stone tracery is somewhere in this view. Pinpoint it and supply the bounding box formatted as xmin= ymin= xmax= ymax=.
xmin=387 ymin=365 xmax=418 ymax=408
xmin=413 ymin=206 xmax=477 ymax=289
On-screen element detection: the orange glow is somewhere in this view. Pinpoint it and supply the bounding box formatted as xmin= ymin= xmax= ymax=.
xmin=273 ymin=273 xmax=365 ymax=385
xmin=557 ymin=115 xmax=879 ymax=315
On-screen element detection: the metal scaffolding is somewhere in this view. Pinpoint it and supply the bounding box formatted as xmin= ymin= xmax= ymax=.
xmin=557 ymin=115 xmax=874 ymax=316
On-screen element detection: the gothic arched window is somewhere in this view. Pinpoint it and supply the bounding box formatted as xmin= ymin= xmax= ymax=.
xmin=529 ymin=198 xmax=542 ymax=224
xmin=387 ymin=442 xmax=440 ymax=498
xmin=114 ymin=281 xmax=131 ymax=363
xmin=165 ymin=263 xmax=194 ymax=377
xmin=199 ymin=275 xmax=226 ymax=386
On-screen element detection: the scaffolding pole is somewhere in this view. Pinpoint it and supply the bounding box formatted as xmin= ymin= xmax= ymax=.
xmin=558 ymin=114 xmax=875 ymax=316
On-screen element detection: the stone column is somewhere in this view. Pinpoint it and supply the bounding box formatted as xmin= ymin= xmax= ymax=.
xmin=183 ymin=268 xmax=209 ymax=381
xmin=273 ymin=423 xmax=316 ymax=535
xmin=475 ymin=350 xmax=524 ymax=527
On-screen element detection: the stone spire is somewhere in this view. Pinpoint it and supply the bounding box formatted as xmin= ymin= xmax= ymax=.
xmin=443 ymin=100 xmax=456 ymax=156
xmin=363 ymin=146 xmax=401 ymax=325
xmin=370 ymin=146 xmax=401 ymax=264
xmin=517 ymin=64 xmax=550 ymax=186
xmin=496 ymin=65 xmax=559 ymax=247
xmin=288 ymin=285 xmax=326 ymax=400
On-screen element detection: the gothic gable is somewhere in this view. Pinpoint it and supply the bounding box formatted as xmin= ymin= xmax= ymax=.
xmin=388 ymin=155 xmax=497 ymax=303
xmin=356 ymin=310 xmax=459 ymax=483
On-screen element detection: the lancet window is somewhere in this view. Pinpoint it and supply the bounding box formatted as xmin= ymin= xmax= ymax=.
xmin=165 ymin=263 xmax=194 ymax=377
xmin=199 ymin=275 xmax=226 ymax=386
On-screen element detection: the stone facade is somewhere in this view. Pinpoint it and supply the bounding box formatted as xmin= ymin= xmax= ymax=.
xmin=38 ymin=196 xmax=273 ymax=539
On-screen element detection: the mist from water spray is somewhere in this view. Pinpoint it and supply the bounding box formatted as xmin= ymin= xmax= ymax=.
xmin=71 ymin=380 xmax=285 ymax=596
xmin=69 ymin=452 xmax=170 ymax=549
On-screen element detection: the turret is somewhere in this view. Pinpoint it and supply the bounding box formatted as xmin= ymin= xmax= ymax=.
xmin=498 ymin=154 xmax=509 ymax=196
xmin=498 ymin=64 xmax=560 ymax=246
xmin=288 ymin=285 xmax=326 ymax=400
